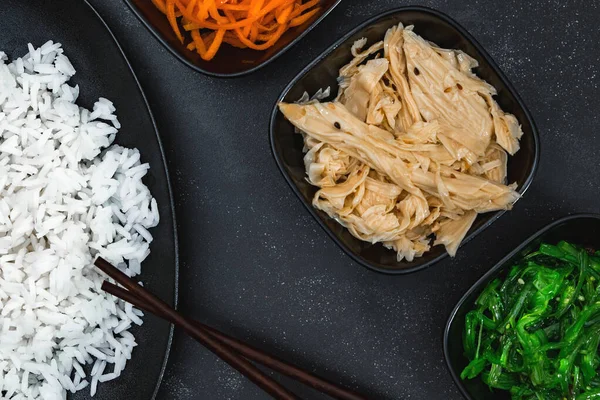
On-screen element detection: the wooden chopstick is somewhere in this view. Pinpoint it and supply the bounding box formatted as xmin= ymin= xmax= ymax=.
xmin=101 ymin=280 xmax=367 ymax=400
xmin=94 ymin=258 xmax=299 ymax=400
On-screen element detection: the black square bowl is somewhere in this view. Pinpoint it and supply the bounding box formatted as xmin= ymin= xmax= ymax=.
xmin=269 ymin=6 xmax=540 ymax=274
xmin=444 ymin=214 xmax=600 ymax=399
xmin=123 ymin=0 xmax=341 ymax=77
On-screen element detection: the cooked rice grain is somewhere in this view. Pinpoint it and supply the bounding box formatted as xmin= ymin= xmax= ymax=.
xmin=0 ymin=41 xmax=159 ymax=399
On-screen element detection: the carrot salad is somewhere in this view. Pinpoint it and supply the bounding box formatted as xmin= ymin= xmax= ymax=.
xmin=151 ymin=0 xmax=322 ymax=61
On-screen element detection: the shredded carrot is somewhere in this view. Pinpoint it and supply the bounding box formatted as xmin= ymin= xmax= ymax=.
xmin=204 ymin=29 xmax=226 ymax=60
xmin=166 ymin=0 xmax=184 ymax=43
xmin=219 ymin=4 xmax=251 ymax=11
xmin=190 ymin=29 xmax=208 ymax=54
xmin=244 ymin=0 xmax=264 ymax=37
xmin=291 ymin=0 xmax=319 ymax=16
xmin=276 ymin=5 xmax=293 ymax=24
xmin=249 ymin=23 xmax=259 ymax=42
xmin=289 ymin=7 xmax=320 ymax=27
xmin=185 ymin=0 xmax=198 ymax=14
xmin=152 ymin=0 xmax=322 ymax=61
xmin=198 ymin=0 xmax=212 ymax=20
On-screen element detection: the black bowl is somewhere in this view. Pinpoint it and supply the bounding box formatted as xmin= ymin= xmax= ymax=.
xmin=269 ymin=6 xmax=540 ymax=275
xmin=444 ymin=214 xmax=600 ymax=399
xmin=123 ymin=0 xmax=341 ymax=77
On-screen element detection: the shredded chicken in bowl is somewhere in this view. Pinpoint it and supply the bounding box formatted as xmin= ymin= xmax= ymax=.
xmin=278 ymin=23 xmax=523 ymax=262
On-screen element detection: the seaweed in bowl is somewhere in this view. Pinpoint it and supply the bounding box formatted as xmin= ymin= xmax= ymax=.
xmin=444 ymin=214 xmax=600 ymax=399
xmin=270 ymin=6 xmax=540 ymax=274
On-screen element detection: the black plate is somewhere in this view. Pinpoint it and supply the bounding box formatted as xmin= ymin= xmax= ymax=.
xmin=269 ymin=6 xmax=540 ymax=275
xmin=444 ymin=214 xmax=600 ymax=399
xmin=0 ymin=1 xmax=178 ymax=399
xmin=124 ymin=0 xmax=342 ymax=78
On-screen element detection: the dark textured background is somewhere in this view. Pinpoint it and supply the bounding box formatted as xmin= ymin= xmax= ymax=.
xmin=87 ymin=0 xmax=600 ymax=399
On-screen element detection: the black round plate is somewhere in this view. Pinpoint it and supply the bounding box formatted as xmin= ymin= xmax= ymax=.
xmin=0 ymin=1 xmax=178 ymax=399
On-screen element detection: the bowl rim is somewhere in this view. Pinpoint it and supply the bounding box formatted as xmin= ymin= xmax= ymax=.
xmin=268 ymin=5 xmax=541 ymax=275
xmin=122 ymin=0 xmax=342 ymax=78
xmin=442 ymin=213 xmax=600 ymax=399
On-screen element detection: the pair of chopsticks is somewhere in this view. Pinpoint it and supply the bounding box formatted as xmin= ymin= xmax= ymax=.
xmin=94 ymin=258 xmax=368 ymax=400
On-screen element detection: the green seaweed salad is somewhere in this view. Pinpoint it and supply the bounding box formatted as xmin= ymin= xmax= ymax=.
xmin=462 ymin=241 xmax=600 ymax=399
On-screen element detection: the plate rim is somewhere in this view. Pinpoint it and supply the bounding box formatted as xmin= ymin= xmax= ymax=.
xmin=84 ymin=1 xmax=179 ymax=398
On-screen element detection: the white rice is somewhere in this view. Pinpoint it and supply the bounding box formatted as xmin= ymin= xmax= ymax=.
xmin=0 ymin=41 xmax=159 ymax=399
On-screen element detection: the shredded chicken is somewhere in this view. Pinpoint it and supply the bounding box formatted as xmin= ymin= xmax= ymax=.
xmin=279 ymin=24 xmax=524 ymax=261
